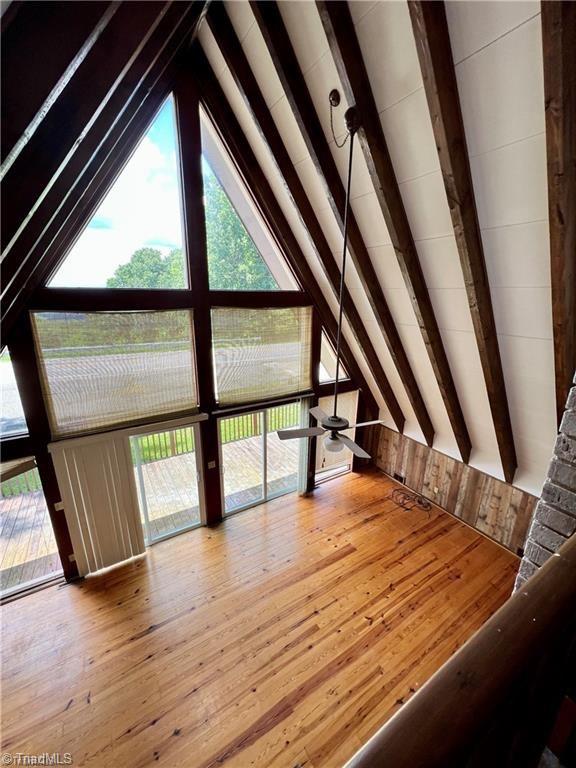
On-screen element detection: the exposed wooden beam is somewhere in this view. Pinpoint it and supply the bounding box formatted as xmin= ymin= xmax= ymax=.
xmin=542 ymin=1 xmax=576 ymax=424
xmin=193 ymin=48 xmax=383 ymax=421
xmin=206 ymin=3 xmax=404 ymax=432
xmin=2 ymin=2 xmax=207 ymax=336
xmin=1 ymin=0 xmax=112 ymax=163
xmin=250 ymin=0 xmax=433 ymax=446
xmin=1 ymin=1 xmax=169 ymax=253
xmin=406 ymin=1 xmax=517 ymax=482
xmin=317 ymin=0 xmax=471 ymax=464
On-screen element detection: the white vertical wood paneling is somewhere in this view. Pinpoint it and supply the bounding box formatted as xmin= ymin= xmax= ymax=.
xmin=50 ymin=434 xmax=145 ymax=576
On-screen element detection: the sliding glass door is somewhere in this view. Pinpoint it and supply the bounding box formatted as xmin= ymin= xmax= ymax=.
xmin=219 ymin=402 xmax=303 ymax=515
xmin=130 ymin=423 xmax=204 ymax=545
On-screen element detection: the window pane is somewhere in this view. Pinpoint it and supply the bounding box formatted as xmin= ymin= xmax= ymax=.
xmin=1 ymin=466 xmax=62 ymax=596
xmin=201 ymin=111 xmax=299 ymax=291
xmin=266 ymin=402 xmax=300 ymax=498
xmin=131 ymin=425 xmax=201 ymax=543
xmin=212 ymin=306 xmax=313 ymax=406
xmin=0 ymin=349 xmax=27 ymax=436
xmin=316 ymin=390 xmax=359 ymax=479
xmin=319 ymin=331 xmax=349 ymax=383
xmin=31 ymin=310 xmax=198 ymax=437
xmin=49 ymin=97 xmax=187 ymax=289
xmin=219 ymin=412 xmax=264 ymax=513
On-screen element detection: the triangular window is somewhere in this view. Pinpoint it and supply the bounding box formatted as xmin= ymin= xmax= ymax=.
xmin=319 ymin=330 xmax=349 ymax=383
xmin=200 ymin=110 xmax=299 ymax=291
xmin=49 ymin=96 xmax=188 ymax=289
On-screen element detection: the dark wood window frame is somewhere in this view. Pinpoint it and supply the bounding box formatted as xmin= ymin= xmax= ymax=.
xmin=1 ymin=74 xmax=369 ymax=574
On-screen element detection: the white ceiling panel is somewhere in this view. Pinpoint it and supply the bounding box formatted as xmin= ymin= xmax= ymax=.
xmin=353 ymin=0 xmax=422 ymax=112
xmin=470 ymin=134 xmax=548 ymax=230
xmin=399 ymin=171 xmax=455 ymax=241
xmin=482 ymin=221 xmax=550 ymax=288
xmin=224 ymin=0 xmax=254 ymax=44
xmin=416 ymin=237 xmax=466 ymax=291
xmin=368 ymin=244 xmax=407 ymax=291
xmin=445 ymin=0 xmax=540 ymax=64
xmin=277 ymin=0 xmax=328 ymax=75
xmin=379 ymin=88 xmax=440 ymax=184
xmin=455 ymin=16 xmax=545 ymax=157
xmin=491 ymin=286 xmax=553 ymax=341
xmin=240 ymin=23 xmax=285 ymax=109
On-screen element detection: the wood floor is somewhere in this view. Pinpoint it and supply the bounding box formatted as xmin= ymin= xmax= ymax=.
xmin=0 ymin=470 xmax=518 ymax=768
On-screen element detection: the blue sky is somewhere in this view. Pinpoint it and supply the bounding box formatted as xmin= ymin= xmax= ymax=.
xmin=50 ymin=97 xmax=184 ymax=287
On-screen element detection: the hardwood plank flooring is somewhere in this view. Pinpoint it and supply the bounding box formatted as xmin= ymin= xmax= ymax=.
xmin=0 ymin=470 xmax=518 ymax=767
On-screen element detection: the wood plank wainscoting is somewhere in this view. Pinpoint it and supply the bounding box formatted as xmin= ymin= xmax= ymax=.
xmin=376 ymin=426 xmax=538 ymax=554
xmin=1 ymin=471 xmax=517 ymax=768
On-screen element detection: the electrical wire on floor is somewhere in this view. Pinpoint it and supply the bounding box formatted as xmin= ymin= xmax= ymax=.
xmin=388 ymin=488 xmax=432 ymax=516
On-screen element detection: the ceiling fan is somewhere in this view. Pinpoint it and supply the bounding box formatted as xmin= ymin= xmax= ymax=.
xmin=277 ymin=92 xmax=383 ymax=459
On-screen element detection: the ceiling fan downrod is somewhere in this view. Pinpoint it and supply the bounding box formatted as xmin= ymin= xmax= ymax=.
xmin=332 ymin=104 xmax=360 ymax=419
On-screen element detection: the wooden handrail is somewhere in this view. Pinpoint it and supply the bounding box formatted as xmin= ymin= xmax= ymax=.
xmin=346 ymin=532 xmax=576 ymax=768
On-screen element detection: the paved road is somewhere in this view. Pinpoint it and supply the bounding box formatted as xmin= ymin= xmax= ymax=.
xmin=1 ymin=343 xmax=308 ymax=435
xmin=1 ymin=364 xmax=27 ymax=436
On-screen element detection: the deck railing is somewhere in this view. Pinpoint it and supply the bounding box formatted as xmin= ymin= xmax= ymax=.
xmin=345 ymin=532 xmax=576 ymax=768
xmin=132 ymin=402 xmax=301 ymax=466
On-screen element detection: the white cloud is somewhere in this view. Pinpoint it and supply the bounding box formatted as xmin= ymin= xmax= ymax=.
xmin=50 ymin=135 xmax=184 ymax=287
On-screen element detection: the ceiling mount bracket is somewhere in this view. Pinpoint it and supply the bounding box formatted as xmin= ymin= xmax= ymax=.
xmin=329 ymin=88 xmax=341 ymax=107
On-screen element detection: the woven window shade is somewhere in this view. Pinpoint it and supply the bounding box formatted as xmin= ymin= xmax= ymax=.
xmin=31 ymin=310 xmax=198 ymax=437
xmin=212 ymin=306 xmax=313 ymax=405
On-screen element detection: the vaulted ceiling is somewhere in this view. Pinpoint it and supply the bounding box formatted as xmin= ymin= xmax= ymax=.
xmin=1 ymin=1 xmax=574 ymax=497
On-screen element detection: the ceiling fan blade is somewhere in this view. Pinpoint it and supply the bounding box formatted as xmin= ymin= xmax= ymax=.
xmin=336 ymin=433 xmax=371 ymax=459
xmin=277 ymin=427 xmax=326 ymax=441
xmin=348 ymin=420 xmax=385 ymax=429
xmin=309 ymin=406 xmax=329 ymax=423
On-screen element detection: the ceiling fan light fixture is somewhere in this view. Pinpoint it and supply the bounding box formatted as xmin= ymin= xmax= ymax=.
xmin=325 ymin=434 xmax=345 ymax=453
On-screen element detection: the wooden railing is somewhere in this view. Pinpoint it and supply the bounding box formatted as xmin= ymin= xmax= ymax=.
xmin=346 ymin=532 xmax=576 ymax=768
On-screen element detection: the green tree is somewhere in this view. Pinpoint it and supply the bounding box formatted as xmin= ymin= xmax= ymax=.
xmin=106 ymin=164 xmax=280 ymax=290
xmin=203 ymin=163 xmax=278 ymax=290
xmin=106 ymin=247 xmax=186 ymax=289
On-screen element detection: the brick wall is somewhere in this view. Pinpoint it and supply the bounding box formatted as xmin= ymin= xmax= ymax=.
xmin=515 ymin=375 xmax=576 ymax=589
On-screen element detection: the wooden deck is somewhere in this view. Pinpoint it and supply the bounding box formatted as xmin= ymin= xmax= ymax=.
xmin=0 ymin=489 xmax=62 ymax=594
xmin=0 ymin=469 xmax=518 ymax=767
xmin=0 ymin=435 xmax=298 ymax=582
xmin=139 ymin=434 xmax=299 ymax=540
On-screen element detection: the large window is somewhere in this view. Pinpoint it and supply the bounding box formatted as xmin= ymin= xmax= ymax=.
xmin=200 ymin=112 xmax=299 ymax=291
xmin=48 ymin=97 xmax=188 ymax=289
xmin=31 ymin=310 xmax=198 ymax=437
xmin=211 ymin=306 xmax=313 ymax=405
xmin=0 ymin=348 xmax=27 ymax=436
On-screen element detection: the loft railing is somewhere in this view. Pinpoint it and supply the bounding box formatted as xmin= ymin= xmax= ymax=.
xmin=345 ymin=532 xmax=576 ymax=768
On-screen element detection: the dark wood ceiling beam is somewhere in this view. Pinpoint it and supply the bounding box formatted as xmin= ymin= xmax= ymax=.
xmin=204 ymin=5 xmax=404 ymax=430
xmin=542 ymin=1 xmax=576 ymax=425
xmin=317 ymin=0 xmax=471 ymax=464
xmin=406 ymin=1 xmax=517 ymax=482
xmin=249 ymin=0 xmax=433 ymax=446
xmin=2 ymin=2 xmax=207 ymax=337
xmin=193 ymin=48 xmax=383 ymax=421
xmin=1 ymin=1 xmax=169 ymax=253
xmin=1 ymin=0 xmax=112 ymax=164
